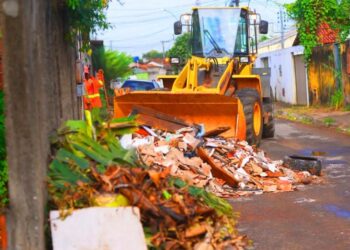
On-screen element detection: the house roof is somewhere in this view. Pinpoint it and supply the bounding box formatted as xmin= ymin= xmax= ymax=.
xmin=258 ymin=28 xmax=298 ymax=49
xmin=317 ymin=22 xmax=337 ymax=44
xmin=129 ymin=59 xmax=171 ymax=70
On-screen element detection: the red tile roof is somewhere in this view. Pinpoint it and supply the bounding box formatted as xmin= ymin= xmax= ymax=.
xmin=317 ymin=22 xmax=338 ymax=44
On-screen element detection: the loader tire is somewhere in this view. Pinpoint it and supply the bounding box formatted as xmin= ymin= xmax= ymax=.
xmin=262 ymin=101 xmax=275 ymax=138
xmin=236 ymin=88 xmax=263 ymax=146
xmin=262 ymin=87 xmax=275 ymax=138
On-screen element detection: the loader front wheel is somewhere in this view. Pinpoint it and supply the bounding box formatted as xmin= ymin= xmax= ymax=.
xmin=262 ymin=86 xmax=275 ymax=138
xmin=237 ymin=88 xmax=263 ymax=146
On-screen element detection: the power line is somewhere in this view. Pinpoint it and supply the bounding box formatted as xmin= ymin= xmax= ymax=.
xmin=105 ymin=27 xmax=169 ymax=42
xmin=107 ymin=0 xmax=223 ymax=24
xmin=108 ymin=0 xmax=222 ymax=12
xmin=108 ymin=14 xmax=182 ymax=25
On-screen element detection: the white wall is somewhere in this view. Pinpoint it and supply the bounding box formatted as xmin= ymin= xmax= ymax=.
xmin=255 ymin=46 xmax=304 ymax=104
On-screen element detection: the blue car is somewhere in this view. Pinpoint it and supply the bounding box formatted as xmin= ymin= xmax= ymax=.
xmin=121 ymin=80 xmax=160 ymax=91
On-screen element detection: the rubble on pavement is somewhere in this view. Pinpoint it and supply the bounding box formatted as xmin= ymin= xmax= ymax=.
xmin=121 ymin=125 xmax=323 ymax=198
xmin=48 ymin=119 xmax=250 ymax=249
xmin=48 ymin=114 xmax=323 ymax=249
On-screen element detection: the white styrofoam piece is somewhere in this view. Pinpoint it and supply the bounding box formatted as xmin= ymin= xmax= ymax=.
xmin=50 ymin=207 xmax=147 ymax=250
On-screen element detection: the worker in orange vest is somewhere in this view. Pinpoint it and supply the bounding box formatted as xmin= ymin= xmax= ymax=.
xmin=83 ymin=66 xmax=103 ymax=110
xmin=96 ymin=69 xmax=105 ymax=84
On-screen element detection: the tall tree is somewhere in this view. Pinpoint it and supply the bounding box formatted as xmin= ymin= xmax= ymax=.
xmin=104 ymin=50 xmax=133 ymax=82
xmin=92 ymin=49 xmax=133 ymax=83
xmin=286 ymin=0 xmax=350 ymax=62
xmin=166 ymin=33 xmax=191 ymax=65
xmin=142 ymin=50 xmax=163 ymax=60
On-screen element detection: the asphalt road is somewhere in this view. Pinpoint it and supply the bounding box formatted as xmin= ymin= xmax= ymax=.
xmin=230 ymin=119 xmax=350 ymax=250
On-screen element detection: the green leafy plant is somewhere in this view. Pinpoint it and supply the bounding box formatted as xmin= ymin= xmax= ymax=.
xmin=300 ymin=116 xmax=313 ymax=125
xmin=92 ymin=49 xmax=133 ymax=83
xmin=166 ymin=32 xmax=191 ymax=65
xmin=142 ymin=50 xmax=163 ymax=61
xmin=330 ymin=89 xmax=344 ymax=110
xmin=66 ymin=0 xmax=111 ymax=51
xmin=285 ymin=0 xmax=350 ymax=63
xmin=0 ymin=92 xmax=8 ymax=212
xmin=259 ymin=35 xmax=270 ymax=42
xmin=323 ymin=117 xmax=336 ymax=127
xmin=48 ymin=117 xmax=139 ymax=211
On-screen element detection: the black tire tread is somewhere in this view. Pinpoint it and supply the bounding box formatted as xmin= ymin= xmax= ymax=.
xmin=236 ymin=88 xmax=263 ymax=146
xmin=262 ymin=102 xmax=275 ymax=138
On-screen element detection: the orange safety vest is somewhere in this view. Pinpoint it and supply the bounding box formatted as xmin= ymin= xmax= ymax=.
xmin=83 ymin=76 xmax=103 ymax=110
xmin=97 ymin=70 xmax=105 ymax=83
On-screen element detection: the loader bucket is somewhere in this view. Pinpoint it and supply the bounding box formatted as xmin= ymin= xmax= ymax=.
xmin=114 ymin=91 xmax=246 ymax=139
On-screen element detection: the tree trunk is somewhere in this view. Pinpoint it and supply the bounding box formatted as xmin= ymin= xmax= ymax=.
xmin=1 ymin=0 xmax=78 ymax=249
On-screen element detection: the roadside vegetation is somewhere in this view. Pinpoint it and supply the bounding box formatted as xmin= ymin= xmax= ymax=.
xmin=0 ymin=92 xmax=8 ymax=212
xmin=275 ymin=103 xmax=350 ymax=135
xmin=92 ymin=47 xmax=133 ymax=83
xmin=166 ymin=33 xmax=191 ymax=66
xmin=286 ymin=0 xmax=350 ymax=63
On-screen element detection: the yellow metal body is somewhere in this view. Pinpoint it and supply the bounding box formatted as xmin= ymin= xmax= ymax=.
xmin=114 ymin=55 xmax=261 ymax=139
xmin=114 ymin=7 xmax=263 ymax=139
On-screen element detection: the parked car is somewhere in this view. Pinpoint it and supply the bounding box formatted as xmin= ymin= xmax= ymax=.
xmin=121 ymin=80 xmax=160 ymax=91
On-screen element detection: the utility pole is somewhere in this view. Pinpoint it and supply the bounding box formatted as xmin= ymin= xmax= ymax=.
xmin=161 ymin=40 xmax=166 ymax=67
xmin=278 ymin=6 xmax=285 ymax=49
xmin=161 ymin=39 xmax=172 ymax=67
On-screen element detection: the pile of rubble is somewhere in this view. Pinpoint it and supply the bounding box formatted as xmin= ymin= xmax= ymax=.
xmin=48 ymin=113 xmax=323 ymax=249
xmin=91 ymin=166 xmax=249 ymax=249
xmin=121 ymin=125 xmax=321 ymax=198
xmin=48 ymin=119 xmax=250 ymax=249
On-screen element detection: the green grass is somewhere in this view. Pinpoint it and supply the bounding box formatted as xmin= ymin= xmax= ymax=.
xmin=323 ymin=117 xmax=336 ymax=127
xmin=300 ymin=116 xmax=313 ymax=124
xmin=330 ymin=89 xmax=344 ymax=110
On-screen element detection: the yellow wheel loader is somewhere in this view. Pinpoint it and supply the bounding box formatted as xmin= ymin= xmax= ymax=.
xmin=114 ymin=6 xmax=274 ymax=146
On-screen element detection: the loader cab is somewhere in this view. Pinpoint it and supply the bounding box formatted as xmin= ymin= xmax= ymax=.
xmin=191 ymin=7 xmax=249 ymax=58
xmin=185 ymin=7 xmax=268 ymax=59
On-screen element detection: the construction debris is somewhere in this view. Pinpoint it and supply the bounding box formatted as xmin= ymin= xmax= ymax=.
xmin=48 ymin=116 xmax=323 ymax=249
xmin=124 ymin=125 xmax=322 ymax=198
xmin=48 ymin=119 xmax=250 ymax=249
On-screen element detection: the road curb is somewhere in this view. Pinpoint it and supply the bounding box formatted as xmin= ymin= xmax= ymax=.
xmin=275 ymin=109 xmax=350 ymax=136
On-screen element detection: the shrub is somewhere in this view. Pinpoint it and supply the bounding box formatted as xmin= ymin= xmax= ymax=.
xmin=0 ymin=92 xmax=8 ymax=211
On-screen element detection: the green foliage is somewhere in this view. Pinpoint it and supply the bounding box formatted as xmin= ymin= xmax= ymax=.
xmin=323 ymin=117 xmax=336 ymax=127
xmin=91 ymin=47 xmax=106 ymax=73
xmin=172 ymin=178 xmax=236 ymax=217
xmin=142 ymin=50 xmax=163 ymax=60
xmin=92 ymin=48 xmax=133 ymax=83
xmin=0 ymin=162 xmax=8 ymax=211
xmin=285 ymin=0 xmax=350 ymax=63
xmin=66 ymin=0 xmax=111 ymax=51
xmin=166 ymin=33 xmax=191 ymax=64
xmin=330 ymin=89 xmax=344 ymax=109
xmin=48 ymin=117 xmax=139 ymax=210
xmin=259 ymin=35 xmax=270 ymax=42
xmin=0 ymin=92 xmax=8 ymax=211
xmin=334 ymin=0 xmax=350 ymax=41
xmin=300 ymin=116 xmax=313 ymax=125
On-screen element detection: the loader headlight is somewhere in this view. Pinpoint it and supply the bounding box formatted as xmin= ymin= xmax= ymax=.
xmin=240 ymin=57 xmax=249 ymax=63
xmin=170 ymin=57 xmax=180 ymax=64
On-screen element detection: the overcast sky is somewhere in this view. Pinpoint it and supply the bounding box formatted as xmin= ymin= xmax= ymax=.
xmin=96 ymin=0 xmax=295 ymax=57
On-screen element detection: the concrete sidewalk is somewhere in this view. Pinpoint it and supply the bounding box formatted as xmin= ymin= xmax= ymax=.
xmin=274 ymin=102 xmax=350 ymax=135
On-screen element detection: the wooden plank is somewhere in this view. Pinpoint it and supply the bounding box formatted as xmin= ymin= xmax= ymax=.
xmin=196 ymin=147 xmax=238 ymax=187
